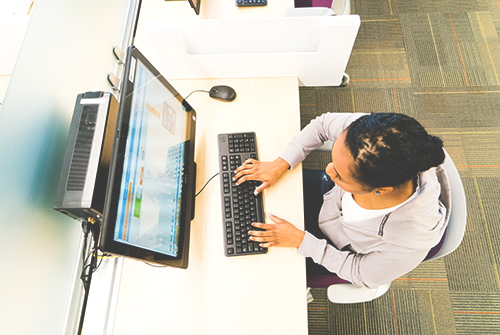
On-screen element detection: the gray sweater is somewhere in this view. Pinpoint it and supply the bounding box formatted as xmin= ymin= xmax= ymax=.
xmin=280 ymin=113 xmax=451 ymax=288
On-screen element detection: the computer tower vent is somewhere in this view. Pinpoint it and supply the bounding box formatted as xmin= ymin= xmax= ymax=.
xmin=54 ymin=91 xmax=118 ymax=221
xmin=66 ymin=105 xmax=98 ymax=191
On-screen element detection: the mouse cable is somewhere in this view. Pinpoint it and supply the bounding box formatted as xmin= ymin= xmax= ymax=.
xmin=184 ymin=89 xmax=210 ymax=100
xmin=195 ymin=172 xmax=220 ymax=197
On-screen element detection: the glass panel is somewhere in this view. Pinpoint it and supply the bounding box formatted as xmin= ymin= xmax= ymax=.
xmin=0 ymin=0 xmax=135 ymax=333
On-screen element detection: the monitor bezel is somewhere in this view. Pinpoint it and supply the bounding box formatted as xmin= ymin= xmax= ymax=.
xmin=100 ymin=46 xmax=197 ymax=269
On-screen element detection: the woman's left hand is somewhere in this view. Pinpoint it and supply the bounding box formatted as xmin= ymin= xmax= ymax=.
xmin=249 ymin=213 xmax=305 ymax=249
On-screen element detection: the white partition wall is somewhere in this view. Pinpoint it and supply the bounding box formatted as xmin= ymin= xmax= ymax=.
xmin=0 ymin=0 xmax=137 ymax=334
xmin=144 ymin=15 xmax=360 ymax=86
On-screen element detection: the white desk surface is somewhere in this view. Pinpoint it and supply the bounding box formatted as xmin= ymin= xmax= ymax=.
xmin=111 ymin=77 xmax=308 ymax=335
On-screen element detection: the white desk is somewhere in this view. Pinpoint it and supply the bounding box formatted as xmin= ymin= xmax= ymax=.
xmin=108 ymin=2 xmax=308 ymax=334
xmin=111 ymin=77 xmax=307 ymax=334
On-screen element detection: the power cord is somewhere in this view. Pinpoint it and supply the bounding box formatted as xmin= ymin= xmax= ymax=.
xmin=77 ymin=218 xmax=101 ymax=335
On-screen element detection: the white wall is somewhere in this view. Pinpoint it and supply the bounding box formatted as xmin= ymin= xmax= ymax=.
xmin=0 ymin=0 xmax=32 ymax=104
xmin=0 ymin=0 xmax=130 ymax=333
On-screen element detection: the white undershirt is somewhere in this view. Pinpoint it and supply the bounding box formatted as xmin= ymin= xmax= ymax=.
xmin=342 ymin=184 xmax=421 ymax=223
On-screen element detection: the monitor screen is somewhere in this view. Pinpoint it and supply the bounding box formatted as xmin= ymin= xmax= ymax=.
xmin=101 ymin=46 xmax=197 ymax=268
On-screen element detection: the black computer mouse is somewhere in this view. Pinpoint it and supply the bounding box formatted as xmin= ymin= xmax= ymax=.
xmin=209 ymin=85 xmax=237 ymax=102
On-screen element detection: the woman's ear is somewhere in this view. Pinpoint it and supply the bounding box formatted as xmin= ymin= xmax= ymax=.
xmin=374 ymin=187 xmax=393 ymax=196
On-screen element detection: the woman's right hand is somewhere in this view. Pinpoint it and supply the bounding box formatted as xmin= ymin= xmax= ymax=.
xmin=233 ymin=157 xmax=290 ymax=195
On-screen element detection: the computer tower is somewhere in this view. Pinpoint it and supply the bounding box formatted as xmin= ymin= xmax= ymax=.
xmin=54 ymin=91 xmax=118 ymax=222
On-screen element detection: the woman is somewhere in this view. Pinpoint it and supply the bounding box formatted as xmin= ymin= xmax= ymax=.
xmin=234 ymin=113 xmax=451 ymax=288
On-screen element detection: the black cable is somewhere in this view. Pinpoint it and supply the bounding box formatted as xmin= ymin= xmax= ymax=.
xmin=182 ymin=90 xmax=210 ymax=111
xmin=195 ymin=172 xmax=220 ymax=197
xmin=143 ymin=261 xmax=167 ymax=268
xmin=184 ymin=89 xmax=210 ymax=101
xmin=81 ymin=226 xmax=89 ymax=265
xmin=77 ymin=219 xmax=100 ymax=335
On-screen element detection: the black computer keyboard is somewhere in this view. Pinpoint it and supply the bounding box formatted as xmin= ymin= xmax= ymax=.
xmin=217 ymin=132 xmax=267 ymax=257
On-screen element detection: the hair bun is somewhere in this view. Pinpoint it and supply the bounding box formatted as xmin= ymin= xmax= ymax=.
xmin=417 ymin=135 xmax=445 ymax=172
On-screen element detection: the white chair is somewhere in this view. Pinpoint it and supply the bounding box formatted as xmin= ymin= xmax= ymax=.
xmin=313 ymin=143 xmax=467 ymax=303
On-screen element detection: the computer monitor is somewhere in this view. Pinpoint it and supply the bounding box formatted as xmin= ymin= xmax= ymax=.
xmin=100 ymin=46 xmax=197 ymax=269
xmin=188 ymin=0 xmax=201 ymax=15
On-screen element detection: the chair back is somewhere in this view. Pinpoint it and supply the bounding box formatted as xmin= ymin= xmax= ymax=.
xmin=425 ymin=150 xmax=467 ymax=261
xmin=331 ymin=0 xmax=350 ymax=15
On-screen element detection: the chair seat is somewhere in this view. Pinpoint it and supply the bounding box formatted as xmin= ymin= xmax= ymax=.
xmin=327 ymin=282 xmax=391 ymax=304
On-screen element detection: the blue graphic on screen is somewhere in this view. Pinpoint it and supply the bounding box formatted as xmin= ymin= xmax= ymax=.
xmin=114 ymin=59 xmax=187 ymax=257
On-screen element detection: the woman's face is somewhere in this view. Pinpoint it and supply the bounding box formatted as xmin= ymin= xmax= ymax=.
xmin=325 ymin=131 xmax=373 ymax=195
